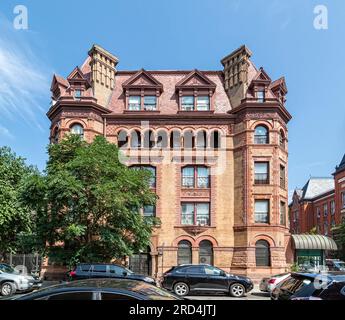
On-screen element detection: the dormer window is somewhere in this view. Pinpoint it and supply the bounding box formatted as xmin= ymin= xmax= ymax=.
xmin=196 ymin=96 xmax=210 ymax=111
xmin=257 ymin=89 xmax=265 ymax=103
xmin=181 ymin=96 xmax=194 ymax=111
xmin=128 ymin=96 xmax=141 ymax=110
xmin=144 ymin=96 xmax=157 ymax=111
xmin=75 ymin=89 xmax=82 ymax=99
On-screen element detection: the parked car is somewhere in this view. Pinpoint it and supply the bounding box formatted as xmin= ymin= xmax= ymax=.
xmin=326 ymin=259 xmax=345 ymax=271
xmin=259 ymin=273 xmax=290 ymax=293
xmin=161 ymin=264 xmax=253 ymax=297
xmin=0 ymin=263 xmax=42 ymax=297
xmin=259 ymin=277 xmax=270 ymax=292
xmin=67 ymin=263 xmax=156 ymax=285
xmin=11 ymin=278 xmax=181 ymax=300
xmin=271 ymin=272 xmax=345 ymax=300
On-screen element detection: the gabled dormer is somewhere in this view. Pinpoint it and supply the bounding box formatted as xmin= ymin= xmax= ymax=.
xmin=67 ymin=67 xmax=91 ymax=99
xmin=122 ymin=69 xmax=163 ymax=112
xmin=248 ymin=67 xmax=272 ymax=103
xmin=175 ymin=70 xmax=216 ymax=112
xmin=50 ymin=74 xmax=69 ymax=100
xmin=270 ymin=77 xmax=288 ymax=105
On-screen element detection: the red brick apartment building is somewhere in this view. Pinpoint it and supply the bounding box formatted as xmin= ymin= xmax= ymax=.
xmin=47 ymin=44 xmax=293 ymax=280
xmin=290 ymin=155 xmax=345 ymax=236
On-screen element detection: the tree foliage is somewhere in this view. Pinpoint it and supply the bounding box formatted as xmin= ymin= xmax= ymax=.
xmin=21 ymin=135 xmax=158 ymax=267
xmin=0 ymin=147 xmax=36 ymax=255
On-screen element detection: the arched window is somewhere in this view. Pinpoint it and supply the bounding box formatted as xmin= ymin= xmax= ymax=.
xmin=177 ymin=240 xmax=192 ymax=265
xmin=118 ymin=130 xmax=129 ymax=148
xmin=279 ymin=130 xmax=285 ymax=148
xmin=70 ymin=124 xmax=84 ymax=139
xmin=156 ymin=130 xmax=168 ymax=149
xmin=170 ymin=130 xmax=181 ymax=149
xmin=183 ymin=130 xmax=195 ymax=149
xmin=255 ymin=240 xmax=271 ymax=267
xmin=210 ymin=130 xmax=221 ymax=149
xmin=196 ymin=131 xmax=207 ymax=149
xmin=199 ymin=240 xmax=213 ymax=265
xmin=130 ymin=130 xmax=142 ymax=149
xmin=254 ymin=125 xmax=269 ymax=144
xmin=143 ymin=130 xmax=155 ymax=149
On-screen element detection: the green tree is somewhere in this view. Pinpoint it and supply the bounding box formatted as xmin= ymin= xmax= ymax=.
xmin=21 ymin=135 xmax=159 ymax=267
xmin=0 ymin=147 xmax=36 ymax=255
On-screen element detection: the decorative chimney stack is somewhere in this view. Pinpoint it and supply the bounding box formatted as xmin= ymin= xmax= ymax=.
xmin=221 ymin=45 xmax=252 ymax=108
xmin=88 ymin=44 xmax=119 ymax=107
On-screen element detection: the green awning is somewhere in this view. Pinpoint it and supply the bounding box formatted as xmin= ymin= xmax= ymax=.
xmin=292 ymin=234 xmax=338 ymax=251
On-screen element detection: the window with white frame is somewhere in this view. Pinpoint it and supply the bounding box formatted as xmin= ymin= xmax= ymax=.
xmin=196 ymin=96 xmax=210 ymax=111
xmin=254 ymin=200 xmax=269 ymax=223
xmin=182 ymin=166 xmax=209 ymax=189
xmin=323 ymin=203 xmax=328 ymax=217
xmin=181 ymin=96 xmax=194 ymax=111
xmin=128 ymin=96 xmax=141 ymax=110
xmin=144 ymin=96 xmax=157 ymax=111
xmin=181 ymin=203 xmax=210 ymax=226
xmin=257 ymin=89 xmax=265 ymax=103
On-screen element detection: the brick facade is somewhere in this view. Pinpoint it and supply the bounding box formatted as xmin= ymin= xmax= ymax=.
xmin=47 ymin=44 xmax=293 ymax=280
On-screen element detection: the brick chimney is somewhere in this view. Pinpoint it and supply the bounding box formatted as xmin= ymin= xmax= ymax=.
xmin=88 ymin=44 xmax=119 ymax=107
xmin=221 ymin=45 xmax=252 ymax=108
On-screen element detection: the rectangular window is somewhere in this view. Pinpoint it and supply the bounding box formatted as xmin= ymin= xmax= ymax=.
xmin=128 ymin=96 xmax=141 ymax=110
xmin=143 ymin=205 xmax=156 ymax=217
xmin=257 ymin=90 xmax=265 ymax=103
xmin=181 ymin=203 xmax=210 ymax=226
xmin=317 ymin=207 xmax=321 ymax=218
xmin=144 ymin=96 xmax=157 ymax=111
xmin=181 ymin=96 xmax=194 ymax=111
xmin=182 ymin=166 xmax=209 ymax=189
xmin=280 ymin=165 xmax=286 ymax=188
xmin=196 ymin=96 xmax=210 ymax=111
xmin=280 ymin=201 xmax=286 ymax=225
xmin=254 ymin=162 xmax=269 ymax=184
xmin=342 ymin=192 xmax=345 ymax=208
xmin=75 ymin=89 xmax=82 ymax=98
xmin=255 ymin=200 xmax=269 ymax=223
xmin=331 ymin=200 xmax=335 ymax=215
xmin=323 ymin=203 xmax=328 ymax=217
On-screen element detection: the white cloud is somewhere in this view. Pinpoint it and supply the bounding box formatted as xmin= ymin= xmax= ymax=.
xmin=0 ymin=15 xmax=51 ymax=131
xmin=0 ymin=124 xmax=14 ymax=139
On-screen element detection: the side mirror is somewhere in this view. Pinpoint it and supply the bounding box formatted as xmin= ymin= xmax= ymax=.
xmin=221 ymin=271 xmax=226 ymax=277
xmin=122 ymin=271 xmax=128 ymax=277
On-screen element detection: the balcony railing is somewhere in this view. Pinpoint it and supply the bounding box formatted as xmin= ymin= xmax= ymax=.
xmin=254 ymin=174 xmax=269 ymax=185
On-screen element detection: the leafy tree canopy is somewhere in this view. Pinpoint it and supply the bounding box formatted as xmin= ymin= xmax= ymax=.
xmin=21 ymin=135 xmax=158 ymax=267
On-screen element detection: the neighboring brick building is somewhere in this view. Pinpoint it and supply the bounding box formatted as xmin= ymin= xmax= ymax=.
xmin=47 ymin=44 xmax=293 ymax=280
xmin=290 ymin=155 xmax=345 ymax=236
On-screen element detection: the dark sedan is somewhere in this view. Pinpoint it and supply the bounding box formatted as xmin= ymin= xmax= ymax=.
xmin=271 ymin=272 xmax=345 ymax=300
xmin=161 ymin=264 xmax=253 ymax=297
xmin=67 ymin=263 xmax=156 ymax=285
xmin=12 ymin=278 xmax=181 ymax=300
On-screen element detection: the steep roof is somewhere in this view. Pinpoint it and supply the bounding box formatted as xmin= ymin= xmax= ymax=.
xmin=301 ymin=177 xmax=334 ymax=200
xmin=335 ymin=153 xmax=345 ymax=174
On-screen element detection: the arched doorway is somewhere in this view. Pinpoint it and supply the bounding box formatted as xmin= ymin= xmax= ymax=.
xmin=199 ymin=240 xmax=213 ymax=265
xmin=177 ymin=240 xmax=192 ymax=265
xmin=129 ymin=246 xmax=152 ymax=276
xmin=255 ymin=240 xmax=271 ymax=267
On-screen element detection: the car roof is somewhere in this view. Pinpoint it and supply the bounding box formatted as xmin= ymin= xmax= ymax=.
xmin=292 ymin=272 xmax=345 ymax=281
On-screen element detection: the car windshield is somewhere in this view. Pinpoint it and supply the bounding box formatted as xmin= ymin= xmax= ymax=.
xmin=335 ymin=262 xmax=345 ymax=270
xmin=0 ymin=264 xmax=17 ymax=274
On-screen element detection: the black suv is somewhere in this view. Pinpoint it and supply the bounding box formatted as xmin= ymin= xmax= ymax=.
xmin=271 ymin=272 xmax=345 ymax=300
xmin=161 ymin=264 xmax=253 ymax=297
xmin=67 ymin=263 xmax=156 ymax=285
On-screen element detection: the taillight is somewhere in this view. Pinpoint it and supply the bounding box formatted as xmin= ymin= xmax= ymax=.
xmin=69 ymin=271 xmax=76 ymax=277
xmin=268 ymin=278 xmax=276 ymax=284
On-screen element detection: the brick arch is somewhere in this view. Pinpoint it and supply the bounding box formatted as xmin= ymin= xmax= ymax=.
xmin=172 ymin=235 xmax=196 ymax=247
xmin=251 ymin=120 xmax=274 ymax=130
xmin=251 ymin=234 xmax=276 ymax=247
xmin=65 ymin=119 xmax=88 ymax=128
xmin=181 ymin=127 xmax=197 ymax=136
xmin=195 ymin=235 xmax=219 ymax=247
xmin=168 ymin=127 xmax=183 ymax=134
xmin=114 ymin=128 xmax=130 ymax=136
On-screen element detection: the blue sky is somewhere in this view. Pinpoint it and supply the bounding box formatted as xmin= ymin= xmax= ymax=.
xmin=0 ymin=0 xmax=344 ymax=197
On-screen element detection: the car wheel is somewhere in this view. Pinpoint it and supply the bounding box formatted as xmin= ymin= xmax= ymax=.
xmin=229 ymin=283 xmax=245 ymax=298
xmin=173 ymin=282 xmax=189 ymax=297
xmin=1 ymin=282 xmax=16 ymax=297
